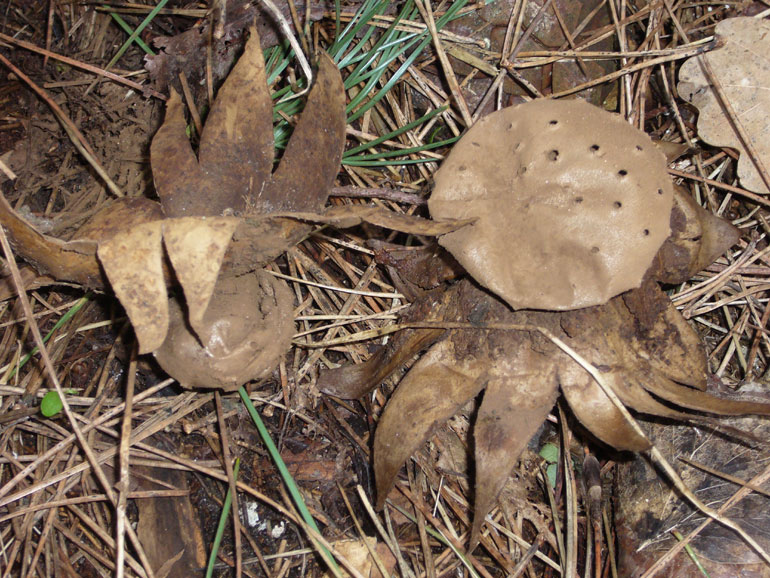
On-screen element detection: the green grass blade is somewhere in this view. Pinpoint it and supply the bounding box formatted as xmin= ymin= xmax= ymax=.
xmin=106 ymin=12 xmax=154 ymax=55
xmin=343 ymin=0 xmax=418 ymax=87
xmin=329 ymin=0 xmax=389 ymax=61
xmin=345 ymin=136 xmax=458 ymax=162
xmin=9 ymin=294 xmax=90 ymax=380
xmin=672 ymin=530 xmax=712 ymax=577
xmin=343 ymin=106 xmax=448 ymax=157
xmin=238 ymin=387 xmax=341 ymax=574
xmin=343 ymin=157 xmax=447 ymax=167
xmin=104 ymin=0 xmax=168 ymax=69
xmin=205 ymin=458 xmax=240 ymax=578
xmin=346 ymin=0 xmax=468 ymax=122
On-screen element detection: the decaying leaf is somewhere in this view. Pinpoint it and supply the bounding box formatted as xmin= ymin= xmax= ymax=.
xmin=616 ymin=414 xmax=770 ymax=576
xmin=678 ymin=17 xmax=770 ymax=194
xmin=324 ymin=537 xmax=396 ymax=578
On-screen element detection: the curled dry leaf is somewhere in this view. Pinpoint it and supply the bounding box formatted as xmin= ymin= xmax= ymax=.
xmin=323 ymin=537 xmax=396 ymax=578
xmin=319 ymin=99 xmax=768 ymax=548
xmin=678 ymin=17 xmax=770 ymax=194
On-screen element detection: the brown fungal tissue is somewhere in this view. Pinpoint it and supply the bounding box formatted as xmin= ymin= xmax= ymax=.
xmin=154 ymin=270 xmax=295 ymax=390
xmin=318 ymin=98 xmax=770 ymax=548
xmin=429 ymin=98 xmax=673 ymax=311
xmin=0 ymin=28 xmax=346 ymax=391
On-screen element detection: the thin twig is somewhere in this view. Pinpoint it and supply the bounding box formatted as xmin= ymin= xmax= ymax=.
xmin=0 ymin=226 xmax=156 ymax=577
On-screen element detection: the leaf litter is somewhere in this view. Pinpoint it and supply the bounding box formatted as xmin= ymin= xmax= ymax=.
xmin=679 ymin=17 xmax=770 ymax=195
xmin=1 ymin=2 xmax=770 ymax=577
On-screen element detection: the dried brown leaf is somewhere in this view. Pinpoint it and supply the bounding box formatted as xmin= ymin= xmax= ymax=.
xmin=678 ymin=17 xmax=770 ymax=194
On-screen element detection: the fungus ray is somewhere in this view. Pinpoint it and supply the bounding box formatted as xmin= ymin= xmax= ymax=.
xmin=621 ymin=285 xmax=709 ymax=390
xmin=97 ymin=221 xmax=167 ymax=354
xmin=641 ymin=370 xmax=770 ymax=417
xmin=161 ymin=217 xmax=240 ymax=341
xmin=558 ymin=363 xmax=651 ymax=452
xmin=472 ymin=358 xmax=559 ymax=547
xmin=258 ymin=54 xmax=347 ymax=214
xmin=317 ymin=286 xmax=458 ymax=399
xmin=197 ymin=27 xmax=274 ymax=214
xmin=317 ymin=326 xmax=445 ymax=399
xmin=374 ymin=335 xmax=489 ymax=509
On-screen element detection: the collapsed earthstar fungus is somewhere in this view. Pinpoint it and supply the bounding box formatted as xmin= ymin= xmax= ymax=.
xmin=318 ymin=98 xmax=770 ymax=548
xmin=0 ymin=28 xmax=346 ymax=390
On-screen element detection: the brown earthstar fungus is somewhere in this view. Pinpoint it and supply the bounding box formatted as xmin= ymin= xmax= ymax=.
xmin=318 ymin=98 xmax=770 ymax=548
xmin=429 ymin=98 xmax=674 ymax=311
xmin=0 ymin=28 xmax=347 ymax=390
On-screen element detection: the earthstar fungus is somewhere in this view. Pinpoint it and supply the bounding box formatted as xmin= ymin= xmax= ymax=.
xmin=319 ymin=98 xmax=770 ymax=548
xmin=0 ymin=28 xmax=347 ymax=390
xmin=429 ymin=98 xmax=673 ymax=311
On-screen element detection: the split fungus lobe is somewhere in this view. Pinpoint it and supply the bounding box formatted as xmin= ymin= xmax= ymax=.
xmin=0 ymin=28 xmax=347 ymax=390
xmin=319 ymin=99 xmax=770 ymax=548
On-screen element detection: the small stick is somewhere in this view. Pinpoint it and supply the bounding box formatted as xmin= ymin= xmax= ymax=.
xmin=259 ymin=0 xmax=313 ymax=85
xmin=0 ymin=31 xmax=164 ymax=99
xmin=115 ymin=341 xmax=139 ymax=578
xmin=0 ymin=226 xmax=156 ymax=577
xmin=330 ymin=185 xmax=427 ymax=205
xmin=215 ymin=391 xmax=242 ymax=578
xmin=415 ymin=0 xmax=473 ymax=128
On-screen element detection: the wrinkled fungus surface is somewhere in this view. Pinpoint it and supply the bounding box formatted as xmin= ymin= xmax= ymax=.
xmin=320 ymin=99 xmax=770 ymax=548
xmin=429 ymin=99 xmax=673 ymax=311
xmin=155 ymin=270 xmax=295 ymax=391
